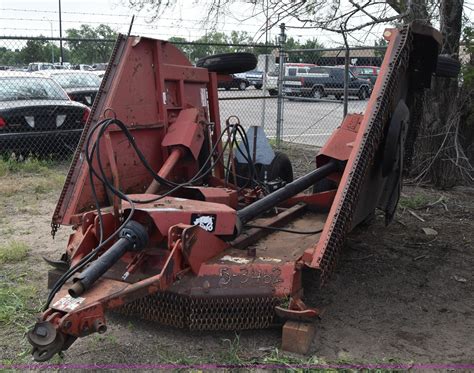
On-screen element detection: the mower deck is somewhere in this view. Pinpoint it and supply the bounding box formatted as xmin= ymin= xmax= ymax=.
xmin=27 ymin=23 xmax=445 ymax=361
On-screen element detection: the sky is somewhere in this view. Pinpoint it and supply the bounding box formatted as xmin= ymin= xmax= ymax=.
xmin=0 ymin=0 xmax=471 ymax=48
xmin=0 ymin=0 xmax=400 ymax=47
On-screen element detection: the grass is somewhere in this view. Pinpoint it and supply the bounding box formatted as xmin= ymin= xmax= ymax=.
xmin=399 ymin=194 xmax=431 ymax=210
xmin=33 ymin=173 xmax=66 ymax=194
xmin=0 ymin=270 xmax=38 ymax=329
xmin=0 ymin=266 xmax=46 ymax=365
xmin=219 ymin=334 xmax=242 ymax=363
xmin=0 ymin=241 xmax=29 ymax=264
xmin=0 ymin=159 xmax=66 ymax=205
xmin=0 ymin=156 xmax=57 ymax=177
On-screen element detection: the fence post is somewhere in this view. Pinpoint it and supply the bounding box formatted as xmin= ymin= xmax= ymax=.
xmin=276 ymin=23 xmax=286 ymax=146
xmin=341 ymin=30 xmax=350 ymax=117
xmin=259 ymin=54 xmax=269 ymax=129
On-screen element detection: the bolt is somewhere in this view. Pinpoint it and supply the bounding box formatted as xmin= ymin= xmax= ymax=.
xmin=203 ymin=280 xmax=210 ymax=293
xmin=36 ymin=326 xmax=48 ymax=337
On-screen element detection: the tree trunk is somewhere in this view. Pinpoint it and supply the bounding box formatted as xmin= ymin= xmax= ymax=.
xmin=407 ymin=0 xmax=471 ymax=187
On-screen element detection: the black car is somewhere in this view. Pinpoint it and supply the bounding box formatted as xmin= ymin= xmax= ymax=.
xmin=0 ymin=72 xmax=90 ymax=155
xmin=218 ymin=75 xmax=250 ymax=91
xmin=243 ymin=70 xmax=263 ymax=89
xmin=39 ymin=71 xmax=101 ymax=107
xmin=350 ymin=66 xmax=380 ymax=85
xmin=283 ymin=66 xmax=372 ymax=100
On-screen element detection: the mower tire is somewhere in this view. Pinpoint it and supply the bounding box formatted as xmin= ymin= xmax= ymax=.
xmin=267 ymin=151 xmax=293 ymax=184
xmin=196 ymin=52 xmax=257 ymax=74
xmin=436 ymin=55 xmax=461 ymax=78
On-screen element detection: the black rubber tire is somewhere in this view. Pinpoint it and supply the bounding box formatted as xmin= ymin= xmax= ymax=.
xmin=436 ymin=55 xmax=461 ymax=78
xmin=267 ymin=151 xmax=293 ymax=184
xmin=196 ymin=52 xmax=257 ymax=74
xmin=358 ymin=87 xmax=369 ymax=100
xmin=268 ymin=89 xmax=278 ymax=96
xmin=254 ymin=84 xmax=262 ymax=90
xmin=238 ymin=81 xmax=247 ymax=91
xmin=312 ymin=87 xmax=324 ymax=99
xmin=230 ymin=151 xmax=293 ymax=188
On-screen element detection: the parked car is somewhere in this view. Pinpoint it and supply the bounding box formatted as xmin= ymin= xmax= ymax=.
xmin=218 ymin=74 xmax=250 ymax=90
xmin=54 ymin=62 xmax=72 ymax=70
xmin=0 ymin=72 xmax=90 ymax=155
xmin=241 ymin=70 xmax=263 ymax=89
xmin=27 ymin=62 xmax=55 ymax=72
xmin=266 ymin=63 xmax=317 ymax=95
xmin=350 ymin=66 xmax=380 ymax=85
xmin=9 ymin=66 xmax=28 ymax=72
xmin=283 ymin=66 xmax=372 ymax=100
xmin=72 ymin=64 xmax=94 ymax=71
xmin=37 ymin=70 xmax=101 ymax=107
xmin=92 ymin=63 xmax=108 ymax=71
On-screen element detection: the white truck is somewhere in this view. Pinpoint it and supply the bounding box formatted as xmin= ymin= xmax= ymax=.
xmin=265 ymin=63 xmax=317 ymax=95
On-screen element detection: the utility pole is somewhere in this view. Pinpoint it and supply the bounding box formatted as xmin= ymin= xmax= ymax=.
xmin=50 ymin=20 xmax=54 ymax=64
xmin=259 ymin=0 xmax=270 ymax=129
xmin=43 ymin=17 xmax=54 ymax=63
xmin=341 ymin=29 xmax=350 ymax=117
xmin=275 ymin=23 xmax=286 ymax=146
xmin=59 ymin=0 xmax=64 ymax=65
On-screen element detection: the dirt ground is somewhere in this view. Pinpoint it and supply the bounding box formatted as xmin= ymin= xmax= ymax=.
xmin=0 ymin=148 xmax=473 ymax=367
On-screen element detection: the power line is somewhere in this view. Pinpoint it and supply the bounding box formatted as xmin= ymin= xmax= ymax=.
xmin=0 ymin=7 xmax=265 ymax=27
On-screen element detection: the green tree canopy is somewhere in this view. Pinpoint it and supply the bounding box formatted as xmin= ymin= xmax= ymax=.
xmin=66 ymin=24 xmax=117 ymax=64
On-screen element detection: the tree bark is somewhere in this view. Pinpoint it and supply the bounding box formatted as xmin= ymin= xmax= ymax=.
xmin=408 ymin=0 xmax=471 ymax=187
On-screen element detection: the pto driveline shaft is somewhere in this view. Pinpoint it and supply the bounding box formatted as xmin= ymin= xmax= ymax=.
xmin=69 ymin=221 xmax=148 ymax=297
xmin=237 ymin=160 xmax=340 ymax=226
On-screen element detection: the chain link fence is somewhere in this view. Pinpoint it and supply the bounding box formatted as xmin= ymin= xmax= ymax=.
xmin=0 ymin=36 xmax=112 ymax=159
xmin=0 ymin=35 xmax=385 ymax=160
xmin=272 ymin=46 xmax=386 ymax=148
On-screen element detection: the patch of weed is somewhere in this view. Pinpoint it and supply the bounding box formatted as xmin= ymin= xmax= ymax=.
xmin=0 ymin=241 xmax=28 ymax=264
xmin=0 ymin=156 xmax=56 ymax=176
xmin=220 ymin=333 xmax=242 ymax=363
xmin=1 ymin=226 xmax=15 ymax=237
xmin=0 ymin=271 xmax=38 ymax=329
xmin=33 ymin=174 xmax=65 ymax=194
xmin=262 ymin=348 xmax=326 ymax=371
xmin=399 ymin=194 xmax=431 ymax=210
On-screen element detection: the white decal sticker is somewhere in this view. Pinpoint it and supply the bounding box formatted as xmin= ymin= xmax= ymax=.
xmin=53 ymin=294 xmax=85 ymax=312
xmin=193 ymin=215 xmax=214 ymax=232
xmin=259 ymin=257 xmax=282 ymax=263
xmin=221 ymin=255 xmax=251 ymax=264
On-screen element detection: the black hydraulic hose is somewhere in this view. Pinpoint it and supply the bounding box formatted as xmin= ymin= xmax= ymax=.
xmin=236 ymin=160 xmax=341 ymax=228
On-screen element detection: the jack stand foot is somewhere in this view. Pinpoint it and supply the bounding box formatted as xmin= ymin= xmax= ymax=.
xmin=281 ymin=320 xmax=315 ymax=355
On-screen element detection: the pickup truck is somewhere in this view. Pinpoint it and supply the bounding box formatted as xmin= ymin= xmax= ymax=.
xmin=266 ymin=63 xmax=316 ymax=95
xmin=283 ymin=66 xmax=372 ymax=100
